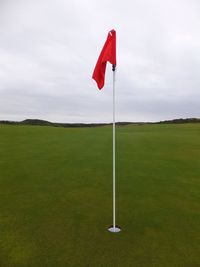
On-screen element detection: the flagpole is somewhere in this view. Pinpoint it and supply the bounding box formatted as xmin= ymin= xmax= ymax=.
xmin=113 ymin=64 xmax=116 ymax=230
xmin=108 ymin=65 xmax=121 ymax=233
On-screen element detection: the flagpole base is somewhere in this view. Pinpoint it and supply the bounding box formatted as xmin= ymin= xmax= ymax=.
xmin=108 ymin=226 xmax=121 ymax=233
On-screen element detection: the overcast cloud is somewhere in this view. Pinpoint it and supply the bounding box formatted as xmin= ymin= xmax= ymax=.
xmin=0 ymin=0 xmax=200 ymax=122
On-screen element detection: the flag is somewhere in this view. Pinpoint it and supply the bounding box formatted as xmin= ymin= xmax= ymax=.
xmin=92 ymin=29 xmax=116 ymax=89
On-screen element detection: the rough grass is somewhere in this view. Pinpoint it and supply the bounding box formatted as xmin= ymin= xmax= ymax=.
xmin=0 ymin=123 xmax=200 ymax=267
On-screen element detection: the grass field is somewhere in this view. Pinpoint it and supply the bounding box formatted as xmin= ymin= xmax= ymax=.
xmin=0 ymin=123 xmax=200 ymax=267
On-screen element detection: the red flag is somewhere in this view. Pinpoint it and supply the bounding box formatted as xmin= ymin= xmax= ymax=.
xmin=92 ymin=29 xmax=116 ymax=89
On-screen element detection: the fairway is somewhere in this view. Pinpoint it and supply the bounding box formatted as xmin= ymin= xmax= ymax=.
xmin=0 ymin=123 xmax=200 ymax=267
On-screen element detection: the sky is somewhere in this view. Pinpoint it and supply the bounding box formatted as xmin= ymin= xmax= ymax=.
xmin=0 ymin=0 xmax=200 ymax=123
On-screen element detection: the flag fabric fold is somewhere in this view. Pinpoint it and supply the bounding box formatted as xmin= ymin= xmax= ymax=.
xmin=92 ymin=29 xmax=116 ymax=89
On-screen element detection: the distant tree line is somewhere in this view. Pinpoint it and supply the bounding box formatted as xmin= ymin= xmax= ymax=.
xmin=0 ymin=118 xmax=200 ymax=127
xmin=156 ymin=118 xmax=200 ymax=124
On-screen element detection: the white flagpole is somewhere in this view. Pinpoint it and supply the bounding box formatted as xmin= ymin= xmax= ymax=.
xmin=108 ymin=65 xmax=121 ymax=233
xmin=113 ymin=65 xmax=116 ymax=229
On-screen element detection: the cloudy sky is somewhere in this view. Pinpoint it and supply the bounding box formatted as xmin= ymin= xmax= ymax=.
xmin=0 ymin=0 xmax=200 ymax=123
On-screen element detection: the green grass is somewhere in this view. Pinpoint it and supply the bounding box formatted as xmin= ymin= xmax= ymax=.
xmin=0 ymin=123 xmax=200 ymax=267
